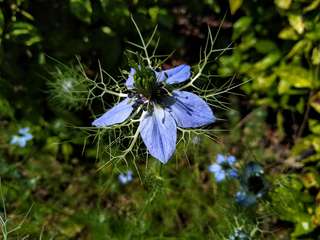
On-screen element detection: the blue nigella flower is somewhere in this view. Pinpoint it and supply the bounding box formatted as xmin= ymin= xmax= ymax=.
xmin=236 ymin=162 xmax=267 ymax=207
xmin=118 ymin=170 xmax=133 ymax=185
xmin=10 ymin=127 xmax=33 ymax=147
xmin=92 ymin=64 xmax=215 ymax=163
xmin=228 ymin=228 xmax=250 ymax=240
xmin=235 ymin=190 xmax=258 ymax=207
xmin=208 ymin=154 xmax=238 ymax=182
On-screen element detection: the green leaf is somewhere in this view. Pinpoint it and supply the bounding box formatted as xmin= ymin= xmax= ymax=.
xmin=58 ymin=220 xmax=84 ymax=238
xmin=20 ymin=10 xmax=34 ymax=21
xmin=43 ymin=137 xmax=60 ymax=155
xmin=287 ymin=39 xmax=312 ymax=58
xmin=313 ymin=138 xmax=320 ymax=152
xmin=278 ymin=79 xmax=291 ymax=94
xmin=0 ymin=9 xmax=4 ymax=36
xmin=238 ymin=33 xmax=256 ymax=51
xmin=278 ymin=26 xmax=299 ymax=40
xmin=288 ymin=15 xmax=304 ymax=34
xmin=70 ymin=0 xmax=92 ymax=23
xmin=296 ymin=97 xmax=305 ymax=114
xmin=277 ymin=111 xmax=285 ymax=139
xmin=270 ymin=175 xmax=310 ymax=227
xmin=62 ymin=143 xmax=73 ymax=161
xmin=304 ymin=0 xmax=320 ymax=12
xmin=252 ymin=73 xmax=277 ymax=91
xmin=292 ymin=218 xmax=315 ymax=237
xmin=229 ymin=0 xmax=243 ymax=15
xmin=101 ymin=26 xmax=115 ymax=36
xmin=275 ymin=0 xmax=292 ymax=9
xmin=8 ymin=22 xmax=42 ymax=46
xmin=311 ymin=47 xmax=320 ymax=65
xmin=253 ymin=52 xmax=281 ymax=71
xmin=232 ymin=16 xmax=252 ymax=40
xmin=309 ymin=119 xmax=320 ymax=135
xmin=99 ymin=0 xmax=109 ymax=9
xmin=0 ymin=96 xmax=14 ymax=119
xmin=148 ymin=6 xmax=160 ymax=23
xmin=305 ymin=23 xmax=320 ymax=40
xmin=275 ymin=65 xmax=314 ymax=94
xmin=254 ymin=39 xmax=277 ymax=54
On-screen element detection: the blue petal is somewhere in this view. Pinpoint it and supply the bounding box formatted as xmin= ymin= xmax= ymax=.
xmin=208 ymin=163 xmax=222 ymax=174
xmin=155 ymin=64 xmax=191 ymax=84
xmin=126 ymin=170 xmax=133 ymax=181
xmin=227 ymin=155 xmax=236 ymax=165
xmin=215 ymin=170 xmax=226 ymax=182
xmin=10 ymin=136 xmax=27 ymax=147
xmin=167 ymin=90 xmax=215 ymax=128
xmin=127 ymin=170 xmax=133 ymax=177
xmin=139 ymin=106 xmax=177 ymax=164
xmin=23 ymin=133 xmax=33 ymax=141
xmin=10 ymin=136 xmax=19 ymax=145
xmin=118 ymin=174 xmax=130 ymax=184
xmin=125 ymin=68 xmax=136 ymax=89
xmin=227 ymin=169 xmax=238 ymax=178
xmin=18 ymin=127 xmax=30 ymax=135
xmin=18 ymin=139 xmax=27 ymax=147
xmin=92 ymin=98 xmax=135 ymax=127
xmin=216 ymin=154 xmax=226 ymax=164
xmin=235 ymin=191 xmax=257 ymax=207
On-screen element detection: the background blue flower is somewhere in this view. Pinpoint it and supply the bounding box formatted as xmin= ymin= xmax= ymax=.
xmin=236 ymin=162 xmax=267 ymax=207
xmin=228 ymin=228 xmax=250 ymax=240
xmin=10 ymin=127 xmax=33 ymax=148
xmin=235 ymin=190 xmax=257 ymax=207
xmin=118 ymin=170 xmax=133 ymax=185
xmin=208 ymin=154 xmax=238 ymax=182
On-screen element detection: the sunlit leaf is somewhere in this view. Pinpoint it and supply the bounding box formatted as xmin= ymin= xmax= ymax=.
xmin=275 ymin=0 xmax=292 ymax=9
xmin=229 ymin=0 xmax=243 ymax=15
xmin=275 ymin=65 xmax=314 ymax=93
xmin=311 ymin=47 xmax=320 ymax=65
xmin=20 ymin=10 xmax=34 ymax=21
xmin=278 ymin=26 xmax=299 ymax=40
xmin=292 ymin=218 xmax=315 ymax=237
xmin=305 ymin=23 xmax=320 ymax=40
xmin=8 ymin=22 xmax=42 ymax=46
xmin=232 ymin=16 xmax=252 ymax=40
xmin=252 ymin=74 xmax=277 ymax=91
xmin=69 ymin=0 xmax=92 ymax=23
xmin=148 ymin=6 xmax=160 ymax=23
xmin=101 ymin=26 xmax=115 ymax=36
xmin=62 ymin=143 xmax=73 ymax=161
xmin=302 ymin=172 xmax=319 ymax=188
xmin=270 ymin=174 xmax=312 ymax=235
xmin=288 ymin=15 xmax=304 ymax=34
xmin=253 ymin=52 xmax=281 ymax=71
xmin=287 ymin=39 xmax=312 ymax=58
xmin=304 ymin=0 xmax=320 ymax=12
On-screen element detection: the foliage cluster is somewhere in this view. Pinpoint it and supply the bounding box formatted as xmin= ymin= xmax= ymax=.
xmin=221 ymin=0 xmax=320 ymax=237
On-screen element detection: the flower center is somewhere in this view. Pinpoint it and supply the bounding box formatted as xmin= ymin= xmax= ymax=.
xmin=133 ymin=68 xmax=169 ymax=103
xmin=247 ymin=176 xmax=264 ymax=194
xmin=221 ymin=162 xmax=232 ymax=171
